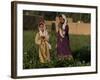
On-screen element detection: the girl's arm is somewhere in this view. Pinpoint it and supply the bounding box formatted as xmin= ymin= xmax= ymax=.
xmin=59 ymin=28 xmax=64 ymax=38
xmin=35 ymin=33 xmax=41 ymax=45
xmin=45 ymin=31 xmax=49 ymax=41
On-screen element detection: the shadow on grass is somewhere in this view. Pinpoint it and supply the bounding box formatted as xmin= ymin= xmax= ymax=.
xmin=72 ymin=46 xmax=91 ymax=63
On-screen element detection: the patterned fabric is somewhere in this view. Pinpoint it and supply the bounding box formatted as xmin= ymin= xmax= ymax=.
xmin=57 ymin=25 xmax=72 ymax=59
xmin=35 ymin=32 xmax=50 ymax=63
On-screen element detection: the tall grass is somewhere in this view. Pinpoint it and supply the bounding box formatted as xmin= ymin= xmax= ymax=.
xmin=23 ymin=30 xmax=90 ymax=69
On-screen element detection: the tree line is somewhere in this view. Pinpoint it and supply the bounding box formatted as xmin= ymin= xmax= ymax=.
xmin=23 ymin=10 xmax=90 ymax=30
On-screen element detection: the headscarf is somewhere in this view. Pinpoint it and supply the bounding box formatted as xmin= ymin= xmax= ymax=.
xmin=61 ymin=14 xmax=67 ymax=30
xmin=38 ymin=17 xmax=48 ymax=37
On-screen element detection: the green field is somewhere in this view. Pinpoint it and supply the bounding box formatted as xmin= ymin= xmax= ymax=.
xmin=23 ymin=30 xmax=91 ymax=69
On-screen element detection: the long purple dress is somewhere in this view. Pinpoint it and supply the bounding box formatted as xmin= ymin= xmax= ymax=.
xmin=57 ymin=25 xmax=72 ymax=58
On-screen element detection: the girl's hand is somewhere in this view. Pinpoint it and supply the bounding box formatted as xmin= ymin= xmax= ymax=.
xmin=59 ymin=29 xmax=64 ymax=38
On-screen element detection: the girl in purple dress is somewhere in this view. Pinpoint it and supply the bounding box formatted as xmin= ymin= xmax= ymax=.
xmin=56 ymin=14 xmax=72 ymax=60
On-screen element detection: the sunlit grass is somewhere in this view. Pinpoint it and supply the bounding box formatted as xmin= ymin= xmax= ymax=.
xmin=23 ymin=30 xmax=91 ymax=69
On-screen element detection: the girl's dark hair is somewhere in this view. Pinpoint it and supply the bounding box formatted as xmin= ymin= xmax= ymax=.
xmin=39 ymin=16 xmax=45 ymax=23
xmin=59 ymin=14 xmax=62 ymax=18
xmin=38 ymin=22 xmax=44 ymax=27
xmin=38 ymin=16 xmax=45 ymax=27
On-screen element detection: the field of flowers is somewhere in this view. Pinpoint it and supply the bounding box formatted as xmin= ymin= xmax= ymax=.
xmin=23 ymin=30 xmax=91 ymax=69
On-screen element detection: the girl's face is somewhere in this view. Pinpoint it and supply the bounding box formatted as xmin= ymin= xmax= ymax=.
xmin=39 ymin=24 xmax=44 ymax=32
xmin=59 ymin=17 xmax=65 ymax=24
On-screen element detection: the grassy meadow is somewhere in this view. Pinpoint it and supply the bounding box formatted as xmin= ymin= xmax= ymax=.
xmin=23 ymin=30 xmax=91 ymax=69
